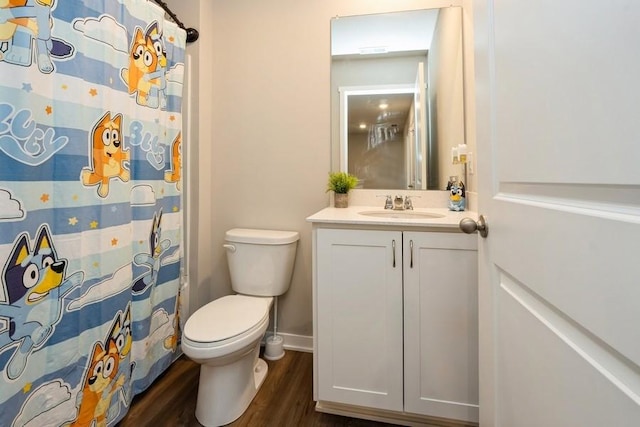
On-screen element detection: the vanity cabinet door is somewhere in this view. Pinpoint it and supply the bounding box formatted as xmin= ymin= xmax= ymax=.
xmin=403 ymin=232 xmax=479 ymax=422
xmin=316 ymin=228 xmax=404 ymax=412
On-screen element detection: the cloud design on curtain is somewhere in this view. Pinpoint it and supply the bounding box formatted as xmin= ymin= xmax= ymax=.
xmin=72 ymin=14 xmax=130 ymax=53
xmin=0 ymin=189 xmax=25 ymax=220
xmin=67 ymin=265 xmax=133 ymax=311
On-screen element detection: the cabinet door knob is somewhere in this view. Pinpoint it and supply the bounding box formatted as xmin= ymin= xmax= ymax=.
xmin=459 ymin=215 xmax=488 ymax=238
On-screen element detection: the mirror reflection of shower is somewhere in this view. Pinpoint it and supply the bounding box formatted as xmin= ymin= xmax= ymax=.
xmin=340 ymin=86 xmax=417 ymax=190
xmin=331 ymin=7 xmax=465 ymax=191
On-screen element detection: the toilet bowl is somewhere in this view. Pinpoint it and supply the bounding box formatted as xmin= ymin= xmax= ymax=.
xmin=181 ymin=228 xmax=299 ymax=427
xmin=182 ymin=295 xmax=272 ymax=426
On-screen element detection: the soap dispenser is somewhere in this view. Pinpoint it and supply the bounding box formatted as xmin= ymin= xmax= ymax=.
xmin=448 ymin=176 xmax=465 ymax=211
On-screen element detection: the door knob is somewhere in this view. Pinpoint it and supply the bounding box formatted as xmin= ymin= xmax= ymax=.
xmin=459 ymin=215 xmax=488 ymax=238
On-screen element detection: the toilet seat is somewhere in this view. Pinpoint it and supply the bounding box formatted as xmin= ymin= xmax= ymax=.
xmin=183 ymin=295 xmax=272 ymax=347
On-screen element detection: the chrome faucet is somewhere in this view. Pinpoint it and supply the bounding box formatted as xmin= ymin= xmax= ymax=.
xmin=393 ymin=195 xmax=404 ymax=210
xmin=377 ymin=195 xmax=394 ymax=209
xmin=404 ymin=195 xmax=414 ymax=210
xmin=380 ymin=194 xmax=417 ymax=210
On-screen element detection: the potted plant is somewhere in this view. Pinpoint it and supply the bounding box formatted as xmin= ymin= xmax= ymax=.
xmin=326 ymin=172 xmax=358 ymax=208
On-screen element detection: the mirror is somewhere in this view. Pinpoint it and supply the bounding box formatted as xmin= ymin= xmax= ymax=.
xmin=331 ymin=7 xmax=465 ymax=190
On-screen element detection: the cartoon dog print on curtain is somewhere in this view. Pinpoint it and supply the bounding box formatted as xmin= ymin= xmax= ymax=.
xmin=0 ymin=0 xmax=73 ymax=73
xmin=0 ymin=224 xmax=84 ymax=380
xmin=120 ymin=21 xmax=167 ymax=108
xmin=81 ymin=111 xmax=130 ymax=198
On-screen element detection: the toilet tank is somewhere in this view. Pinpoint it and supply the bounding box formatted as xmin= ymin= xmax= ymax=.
xmin=224 ymin=228 xmax=299 ymax=296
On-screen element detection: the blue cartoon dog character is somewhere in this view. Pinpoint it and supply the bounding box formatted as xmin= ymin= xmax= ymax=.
xmin=448 ymin=180 xmax=466 ymax=212
xmin=132 ymin=210 xmax=171 ymax=302
xmin=0 ymin=224 xmax=83 ymax=380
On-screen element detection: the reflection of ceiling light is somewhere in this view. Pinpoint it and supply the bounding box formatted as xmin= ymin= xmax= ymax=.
xmin=377 ymin=112 xmax=390 ymax=121
xmin=379 ymin=101 xmax=389 ymax=110
xmin=358 ymin=46 xmax=389 ymax=55
xmin=359 ymin=123 xmax=367 ymax=129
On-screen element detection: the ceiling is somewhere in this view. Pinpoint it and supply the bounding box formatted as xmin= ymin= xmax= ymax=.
xmin=347 ymin=92 xmax=414 ymax=135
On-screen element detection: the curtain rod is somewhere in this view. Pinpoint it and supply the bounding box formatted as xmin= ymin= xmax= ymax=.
xmin=152 ymin=0 xmax=199 ymax=43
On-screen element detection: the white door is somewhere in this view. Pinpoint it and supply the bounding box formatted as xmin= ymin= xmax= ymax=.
xmin=474 ymin=1 xmax=640 ymax=426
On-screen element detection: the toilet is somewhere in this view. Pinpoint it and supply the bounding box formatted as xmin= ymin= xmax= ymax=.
xmin=181 ymin=228 xmax=299 ymax=427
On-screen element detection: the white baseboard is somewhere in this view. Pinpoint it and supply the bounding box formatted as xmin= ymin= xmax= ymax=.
xmin=262 ymin=332 xmax=313 ymax=353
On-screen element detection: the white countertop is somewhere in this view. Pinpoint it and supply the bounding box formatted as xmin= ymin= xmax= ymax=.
xmin=306 ymin=206 xmax=477 ymax=231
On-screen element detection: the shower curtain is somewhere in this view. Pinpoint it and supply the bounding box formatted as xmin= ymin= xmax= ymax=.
xmin=0 ymin=0 xmax=186 ymax=425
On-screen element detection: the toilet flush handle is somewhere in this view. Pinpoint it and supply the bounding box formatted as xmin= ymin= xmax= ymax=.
xmin=223 ymin=244 xmax=236 ymax=253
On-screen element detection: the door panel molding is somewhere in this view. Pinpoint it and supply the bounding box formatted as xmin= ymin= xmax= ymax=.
xmin=496 ymin=271 xmax=640 ymax=426
xmin=498 ymin=270 xmax=640 ymax=405
xmin=496 ymin=182 xmax=640 ymax=220
xmin=492 ymin=197 xmax=640 ymax=366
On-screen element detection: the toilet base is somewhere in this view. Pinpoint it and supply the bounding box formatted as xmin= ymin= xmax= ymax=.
xmin=195 ymin=344 xmax=268 ymax=426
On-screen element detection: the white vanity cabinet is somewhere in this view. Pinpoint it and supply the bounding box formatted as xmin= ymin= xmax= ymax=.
xmin=402 ymin=231 xmax=479 ymax=422
xmin=314 ymin=226 xmax=478 ymax=425
xmin=316 ymin=228 xmax=404 ymax=411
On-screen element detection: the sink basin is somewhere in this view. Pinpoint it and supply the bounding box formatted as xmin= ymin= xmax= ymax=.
xmin=358 ymin=210 xmax=445 ymax=219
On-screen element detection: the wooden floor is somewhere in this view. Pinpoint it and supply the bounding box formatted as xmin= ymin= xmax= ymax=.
xmin=117 ymin=350 xmax=396 ymax=427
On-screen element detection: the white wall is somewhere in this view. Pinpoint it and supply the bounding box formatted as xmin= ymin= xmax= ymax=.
xmin=166 ymin=0 xmax=474 ymax=340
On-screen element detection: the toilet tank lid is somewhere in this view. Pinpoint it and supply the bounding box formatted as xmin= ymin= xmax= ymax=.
xmin=225 ymin=228 xmax=299 ymax=245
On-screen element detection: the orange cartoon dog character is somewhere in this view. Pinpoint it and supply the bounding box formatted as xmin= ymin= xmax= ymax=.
xmin=0 ymin=0 xmax=39 ymax=45
xmin=120 ymin=23 xmax=164 ymax=106
xmin=81 ymin=112 xmax=130 ymax=198
xmin=164 ymin=132 xmax=181 ymax=191
xmin=67 ymin=339 xmax=125 ymax=427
